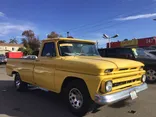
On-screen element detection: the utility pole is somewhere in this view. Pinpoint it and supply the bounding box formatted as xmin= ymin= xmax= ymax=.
xmin=96 ymin=40 xmax=99 ymax=49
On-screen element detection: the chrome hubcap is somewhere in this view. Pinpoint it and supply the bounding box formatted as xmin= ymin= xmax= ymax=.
xmin=146 ymin=69 xmax=156 ymax=81
xmin=15 ymin=78 xmax=20 ymax=88
xmin=69 ymin=88 xmax=83 ymax=109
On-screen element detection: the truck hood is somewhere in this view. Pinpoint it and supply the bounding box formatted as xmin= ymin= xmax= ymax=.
xmin=57 ymin=56 xmax=144 ymax=75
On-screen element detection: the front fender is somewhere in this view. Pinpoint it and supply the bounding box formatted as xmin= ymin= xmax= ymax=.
xmin=54 ymin=70 xmax=101 ymax=100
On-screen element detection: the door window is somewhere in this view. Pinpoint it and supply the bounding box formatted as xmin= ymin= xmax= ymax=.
xmin=41 ymin=42 xmax=56 ymax=57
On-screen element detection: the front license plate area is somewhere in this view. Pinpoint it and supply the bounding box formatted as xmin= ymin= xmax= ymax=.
xmin=130 ymin=91 xmax=138 ymax=100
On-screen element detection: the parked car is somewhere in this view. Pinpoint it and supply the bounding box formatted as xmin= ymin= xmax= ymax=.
xmin=22 ymin=55 xmax=38 ymax=60
xmin=144 ymin=50 xmax=156 ymax=59
xmin=142 ymin=46 xmax=156 ymax=50
xmin=98 ymin=47 xmax=156 ymax=83
xmin=6 ymin=38 xmax=147 ymax=116
xmin=0 ymin=54 xmax=7 ymax=64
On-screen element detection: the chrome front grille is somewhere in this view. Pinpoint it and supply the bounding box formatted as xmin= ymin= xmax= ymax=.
xmin=112 ymin=67 xmax=140 ymax=75
xmin=130 ymin=67 xmax=137 ymax=70
xmin=118 ymin=67 xmax=137 ymax=71
xmin=113 ymin=78 xmax=141 ymax=87
xmin=100 ymin=68 xmax=144 ymax=94
xmin=119 ymin=68 xmax=128 ymax=71
xmin=110 ymin=69 xmax=144 ymax=91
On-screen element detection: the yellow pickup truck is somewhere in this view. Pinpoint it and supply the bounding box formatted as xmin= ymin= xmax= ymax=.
xmin=6 ymin=38 xmax=147 ymax=116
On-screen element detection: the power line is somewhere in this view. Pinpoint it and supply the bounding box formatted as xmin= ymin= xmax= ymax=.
xmin=78 ymin=2 xmax=156 ymax=46
xmin=67 ymin=0 xmax=126 ymax=31
xmin=71 ymin=2 xmax=156 ymax=34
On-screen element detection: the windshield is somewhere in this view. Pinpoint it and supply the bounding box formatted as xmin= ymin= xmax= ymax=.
xmin=59 ymin=41 xmax=99 ymax=56
xmin=150 ymin=51 xmax=156 ymax=56
xmin=143 ymin=47 xmax=156 ymax=50
xmin=132 ymin=48 xmax=149 ymax=58
xmin=0 ymin=54 xmax=5 ymax=58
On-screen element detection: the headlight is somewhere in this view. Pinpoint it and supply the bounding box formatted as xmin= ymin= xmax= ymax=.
xmin=105 ymin=81 xmax=113 ymax=92
xmin=141 ymin=74 xmax=146 ymax=82
xmin=105 ymin=69 xmax=113 ymax=73
xmin=140 ymin=66 xmax=144 ymax=70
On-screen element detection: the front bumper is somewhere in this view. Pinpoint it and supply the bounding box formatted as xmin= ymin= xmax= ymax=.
xmin=94 ymin=83 xmax=148 ymax=105
xmin=0 ymin=60 xmax=5 ymax=63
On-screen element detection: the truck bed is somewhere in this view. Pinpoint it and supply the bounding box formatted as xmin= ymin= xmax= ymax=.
xmin=6 ymin=58 xmax=35 ymax=77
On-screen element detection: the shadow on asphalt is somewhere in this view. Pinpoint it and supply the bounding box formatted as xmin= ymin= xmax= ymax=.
xmin=0 ymin=80 xmax=76 ymax=117
xmin=108 ymin=99 xmax=132 ymax=108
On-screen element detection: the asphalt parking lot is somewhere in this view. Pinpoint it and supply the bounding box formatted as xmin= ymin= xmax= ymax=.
xmin=0 ymin=64 xmax=156 ymax=117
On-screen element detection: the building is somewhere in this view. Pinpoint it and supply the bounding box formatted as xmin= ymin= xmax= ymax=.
xmin=0 ymin=43 xmax=23 ymax=55
xmin=106 ymin=36 xmax=156 ymax=48
xmin=138 ymin=37 xmax=156 ymax=48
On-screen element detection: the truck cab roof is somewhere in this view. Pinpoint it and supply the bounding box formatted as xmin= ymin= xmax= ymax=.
xmin=42 ymin=38 xmax=95 ymax=44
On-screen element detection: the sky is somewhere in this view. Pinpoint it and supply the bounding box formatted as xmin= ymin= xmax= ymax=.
xmin=0 ymin=0 xmax=156 ymax=47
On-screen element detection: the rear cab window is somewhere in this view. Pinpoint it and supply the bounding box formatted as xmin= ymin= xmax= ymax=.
xmin=104 ymin=49 xmax=117 ymax=57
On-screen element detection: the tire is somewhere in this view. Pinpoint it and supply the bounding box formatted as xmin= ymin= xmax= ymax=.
xmin=65 ymin=80 xmax=92 ymax=116
xmin=146 ymin=68 xmax=156 ymax=83
xmin=14 ymin=73 xmax=28 ymax=91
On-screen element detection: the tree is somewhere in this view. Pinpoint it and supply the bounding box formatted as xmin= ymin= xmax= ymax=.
xmin=24 ymin=48 xmax=33 ymax=55
xmin=9 ymin=38 xmax=18 ymax=44
xmin=18 ymin=47 xmax=25 ymax=52
xmin=21 ymin=38 xmax=29 ymax=48
xmin=18 ymin=47 xmax=32 ymax=55
xmin=0 ymin=40 xmax=6 ymax=43
xmin=28 ymin=37 xmax=40 ymax=51
xmin=22 ymin=30 xmax=35 ymax=39
xmin=47 ymin=31 xmax=62 ymax=38
xmin=21 ymin=30 xmax=40 ymax=53
xmin=32 ymin=50 xmax=39 ymax=56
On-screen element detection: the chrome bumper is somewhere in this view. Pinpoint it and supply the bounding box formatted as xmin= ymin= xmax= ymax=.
xmin=94 ymin=83 xmax=148 ymax=105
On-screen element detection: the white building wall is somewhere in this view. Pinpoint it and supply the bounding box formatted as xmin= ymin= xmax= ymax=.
xmin=0 ymin=46 xmax=21 ymax=55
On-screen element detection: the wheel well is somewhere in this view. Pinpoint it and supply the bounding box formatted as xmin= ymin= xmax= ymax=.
xmin=145 ymin=67 xmax=155 ymax=72
xmin=12 ymin=71 xmax=18 ymax=75
xmin=61 ymin=77 xmax=89 ymax=93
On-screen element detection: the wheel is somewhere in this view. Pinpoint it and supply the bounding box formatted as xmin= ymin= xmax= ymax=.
xmin=146 ymin=68 xmax=156 ymax=83
xmin=65 ymin=80 xmax=92 ymax=116
xmin=14 ymin=73 xmax=28 ymax=91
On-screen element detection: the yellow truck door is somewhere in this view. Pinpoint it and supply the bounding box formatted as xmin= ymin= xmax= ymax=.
xmin=34 ymin=42 xmax=56 ymax=91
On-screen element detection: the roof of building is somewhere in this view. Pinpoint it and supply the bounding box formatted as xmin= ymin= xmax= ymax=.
xmin=0 ymin=43 xmax=23 ymax=47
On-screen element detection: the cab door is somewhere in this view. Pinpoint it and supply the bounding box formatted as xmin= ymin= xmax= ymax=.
xmin=34 ymin=42 xmax=57 ymax=91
